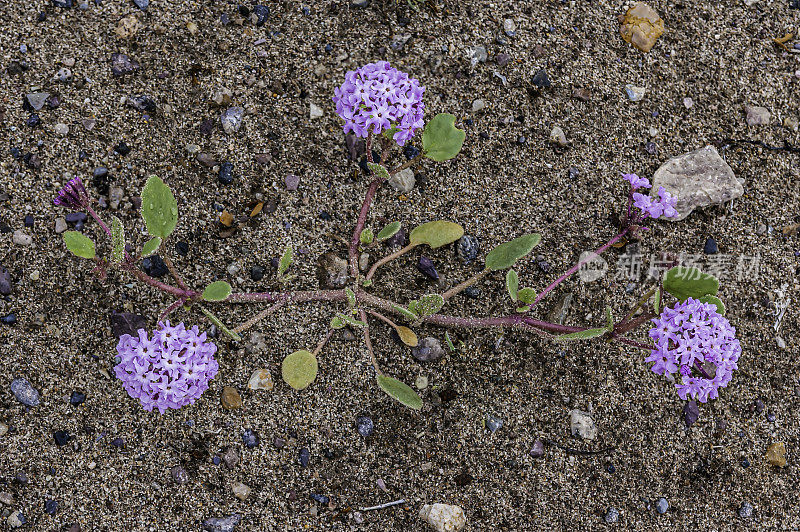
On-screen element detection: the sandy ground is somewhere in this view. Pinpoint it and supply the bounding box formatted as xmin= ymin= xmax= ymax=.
xmin=1 ymin=0 xmax=799 ymax=530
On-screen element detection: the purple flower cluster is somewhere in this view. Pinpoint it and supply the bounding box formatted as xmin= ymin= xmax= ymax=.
xmin=333 ymin=61 xmax=425 ymax=146
xmin=623 ymin=173 xmax=679 ymax=220
xmin=54 ymin=176 xmax=89 ymax=210
xmin=114 ymin=321 xmax=219 ymax=414
xmin=646 ymin=298 xmax=741 ymax=402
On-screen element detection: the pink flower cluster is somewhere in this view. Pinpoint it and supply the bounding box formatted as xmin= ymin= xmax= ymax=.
xmin=646 ymin=298 xmax=741 ymax=402
xmin=332 ymin=61 xmax=425 ymax=146
xmin=54 ymin=176 xmax=90 ymax=210
xmin=114 ymin=321 xmax=219 ymax=414
xmin=623 ymin=173 xmax=679 ymax=220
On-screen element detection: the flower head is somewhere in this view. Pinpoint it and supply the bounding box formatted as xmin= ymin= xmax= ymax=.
xmin=646 ymin=298 xmax=740 ymax=403
xmin=623 ymin=173 xmax=651 ymax=190
xmin=54 ymin=176 xmax=89 ymax=210
xmin=626 ymin=171 xmax=679 ymax=221
xmin=332 ymin=61 xmax=425 ymax=146
xmin=114 ymin=321 xmax=219 ymax=414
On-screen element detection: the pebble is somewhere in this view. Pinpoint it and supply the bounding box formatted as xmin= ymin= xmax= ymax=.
xmin=549 ymin=126 xmax=567 ymax=147
xmin=530 ymin=439 xmax=545 ymax=458
xmin=604 ymin=507 xmax=619 ymax=524
xmin=531 ymin=69 xmax=551 ymax=88
xmin=127 ymin=94 xmax=156 ymax=112
xmin=247 ymin=369 xmax=273 ymax=391
xmin=7 ymin=511 xmax=24 ymax=529
xmin=738 ymin=502 xmax=753 ymax=519
xmin=221 ymin=386 xmax=242 ymax=410
xmin=0 ymin=266 xmax=11 ymax=295
xmin=54 ymin=430 xmax=71 ymax=446
xmin=471 ymin=99 xmax=485 ymax=113
xmin=26 ymin=114 xmax=41 ymax=127
xmin=309 ymin=103 xmax=323 ymax=119
xmin=776 ymin=337 xmax=786 ymax=349
xmin=220 ymin=107 xmax=244 ymax=134
xmin=417 ymin=256 xmax=439 ymax=280
xmin=252 ymin=5 xmax=269 ymax=26
xmin=55 ymin=67 xmax=72 ymax=82
xmin=569 ymin=409 xmax=597 ymax=440
xmin=54 ymin=123 xmax=69 ymax=136
xmin=388 ymin=168 xmax=415 ymax=193
xmin=683 ymin=400 xmax=700 ymax=427
xmin=572 ymin=88 xmax=591 ymax=102
xmin=114 ymin=141 xmax=131 ymax=156
xmin=356 ymin=416 xmax=374 ymax=437
xmin=298 ymin=447 xmax=310 ymax=468
xmin=222 ymin=447 xmax=239 ymax=468
xmin=703 ymin=237 xmax=718 ymax=255
xmin=619 ymin=2 xmax=664 ymax=52
xmin=745 ymin=105 xmax=770 ymax=126
xmin=116 ymin=15 xmax=141 ymax=38
xmin=0 ymin=493 xmax=12 ymax=505
xmin=218 ymin=162 xmax=234 ymax=185
xmin=419 ymin=503 xmax=467 ymax=532
xmin=485 ymin=414 xmax=503 ymax=433
xmin=232 ymin=482 xmax=251 ymax=501
xmin=316 ymin=253 xmax=348 ymax=288
xmin=70 ymin=391 xmax=86 ymax=405
xmin=765 ymin=442 xmax=787 ymax=467
xmin=650 ymin=145 xmax=742 ymax=221
xmin=683 ymin=97 xmax=694 ymax=109
xmin=1 ymin=314 xmax=18 ymax=325
xmin=456 ymin=235 xmax=479 ymax=263
xmin=12 ymin=230 xmax=32 ymax=247
xmin=44 ymin=499 xmax=58 ymax=515
xmin=250 ymin=265 xmax=265 ymax=281
xmin=241 ymin=429 xmax=259 ymax=448
xmin=655 ymin=497 xmax=669 ymax=514
xmin=625 ymin=84 xmax=646 ymax=101
xmin=11 ymin=378 xmax=40 ymax=406
xmin=142 ymin=255 xmax=168 ymax=277
xmin=202 ymin=514 xmax=240 ymax=532
xmin=415 ymin=375 xmax=429 ymax=390
xmin=110 ymin=53 xmax=140 ymax=76
xmin=285 ymin=174 xmax=300 ymax=191
xmin=171 ymin=465 xmax=190 ymax=484
xmin=310 ymin=493 xmax=329 ymax=505
xmin=495 ymin=53 xmax=510 ymax=66
xmin=133 ymin=0 xmax=149 ymax=10
xmin=469 ymin=45 xmax=487 ymax=65
xmin=26 ymin=92 xmax=49 ymax=111
xmin=412 ymin=337 xmax=444 ymax=362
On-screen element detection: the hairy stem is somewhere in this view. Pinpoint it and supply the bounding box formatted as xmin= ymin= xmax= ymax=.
xmin=612 ymin=336 xmax=653 ymax=350
xmin=388 ymin=152 xmax=424 ymax=176
xmin=159 ymin=298 xmax=186 ymax=321
xmin=233 ymin=300 xmax=287 ymax=334
xmin=366 ymin=309 xmax=399 ymax=330
xmin=313 ymin=330 xmax=334 ymax=356
xmin=124 ymin=264 xmax=196 ymax=300
xmin=349 ymin=178 xmax=386 ymax=278
xmin=442 ymin=270 xmax=489 ymax=300
xmin=365 ymin=243 xmax=416 ymax=281
xmin=86 ymin=204 xmax=111 ymax=237
xmin=162 ymin=255 xmax=187 ymax=291
xmin=618 ymin=286 xmax=658 ymax=327
xmin=359 ymin=309 xmax=382 ymax=374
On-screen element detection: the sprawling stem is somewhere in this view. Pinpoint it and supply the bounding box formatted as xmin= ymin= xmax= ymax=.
xmin=313 ymin=330 xmax=334 ymax=356
xmin=442 ymin=270 xmax=489 ymax=300
xmin=388 ymin=152 xmax=423 ymax=176
xmin=124 ymin=263 xmax=196 ymax=300
xmin=366 ymin=309 xmax=399 ymax=330
xmin=349 ymin=178 xmax=386 ymax=278
xmin=233 ymin=300 xmax=287 ymax=334
xmin=365 ymin=243 xmax=415 ymax=281
xmin=530 ymin=227 xmax=631 ymax=309
xmin=162 ymin=255 xmax=187 ymax=291
xmin=612 ymin=336 xmax=653 ymax=350
xmin=359 ymin=309 xmax=382 ymax=374
xmin=159 ymin=298 xmax=186 ymax=321
xmin=619 ymin=286 xmax=657 ymax=327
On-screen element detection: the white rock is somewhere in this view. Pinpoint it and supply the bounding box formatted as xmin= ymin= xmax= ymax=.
xmin=471 ymin=99 xmax=485 ymax=113
xmin=419 ymin=503 xmax=467 ymax=532
xmin=54 ymin=218 xmax=68 ymax=234
xmin=569 ymin=409 xmax=597 ymax=440
xmin=54 ymin=123 xmax=69 ymax=136
xmin=232 ymin=481 xmax=251 ymax=500
xmin=388 ymin=168 xmax=415 ymax=193
xmin=7 ymin=511 xmax=23 ymax=528
xmin=247 ymin=369 xmax=274 ymax=391
xmin=625 ymin=84 xmax=646 ymax=102
xmin=745 ymin=105 xmax=770 ymax=126
xmin=549 ymin=126 xmax=567 ymax=147
xmin=776 ymin=337 xmax=786 ymax=349
xmin=12 ymin=230 xmax=32 ymax=247
xmin=310 ymin=103 xmax=324 ymax=119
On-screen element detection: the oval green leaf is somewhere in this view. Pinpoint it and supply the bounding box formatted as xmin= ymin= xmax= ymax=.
xmin=278 ymin=245 xmax=293 ymax=277
xmin=654 ymin=287 xmax=661 ymax=314
xmin=517 ymin=287 xmax=537 ymax=304
xmin=662 ymin=266 xmax=719 ymax=302
xmin=409 ymin=221 xmax=464 ymax=249
xmin=63 ymin=231 xmax=96 ymax=259
xmin=281 ymin=350 xmax=318 ymax=390
xmin=110 ymin=216 xmax=125 ymax=264
xmin=506 ymin=269 xmax=519 ymax=302
xmin=376 ymin=221 xmax=401 ymax=241
xmin=141 ymin=236 xmax=162 ymax=257
xmin=140 ymin=175 xmax=178 ymax=239
xmin=391 ymin=304 xmax=419 ymax=322
xmin=396 ymin=326 xmax=418 ymax=347
xmin=484 ymin=234 xmax=542 ymax=271
xmin=366 ymin=162 xmax=390 ymax=180
xmin=202 ymin=281 xmax=232 ymax=302
xmin=422 ymin=113 xmax=466 ymax=162
xmin=377 ymin=374 xmax=422 ymax=410
xmin=699 ymin=295 xmax=726 ymax=315
xmin=557 ymin=328 xmax=608 ymax=341
xmin=360 ymin=228 xmax=374 ymax=245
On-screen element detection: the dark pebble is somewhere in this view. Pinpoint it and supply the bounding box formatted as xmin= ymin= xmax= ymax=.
xmin=355 ymin=416 xmax=374 ymax=437
xmin=604 ymin=507 xmax=619 ymax=524
xmin=253 ymin=5 xmax=269 ymax=25
xmin=323 ymin=448 xmax=336 ymax=459
xmin=218 ymin=162 xmax=234 ymax=185
xmin=175 ymin=241 xmax=189 ymax=256
xmin=250 ymin=265 xmax=265 ymax=281
xmin=319 ymin=211 xmax=331 ymax=221
xmin=127 ymin=94 xmax=156 ymax=113
xmin=530 ymin=440 xmax=545 ymax=458
xmin=110 ymin=53 xmax=140 ymax=76
xmin=741 ymin=458 xmax=750 ymax=468
xmin=65 ymin=212 xmax=87 ymax=224
xmin=386 ymin=228 xmax=407 ymax=249
xmin=403 ymin=145 xmax=420 ymax=160
xmin=767 ymin=412 xmax=776 ymax=422
xmin=54 ymin=430 xmax=71 ymax=446
xmin=242 ymin=429 xmax=259 ymax=448
xmin=567 ymin=167 xmax=580 ymax=180
xmin=110 ymin=312 xmax=147 ymax=339
xmin=24 ymin=215 xmax=34 ymax=228
xmin=463 ymin=286 xmax=481 ymax=299
xmin=495 ymin=52 xmax=510 ymax=66
xmin=310 ymin=494 xmax=329 ymax=505
xmin=44 ymin=499 xmax=59 ymax=515
xmin=607 ymin=463 xmax=616 ymax=473
xmin=645 ymin=141 xmax=658 ymax=155
xmin=703 ymin=237 xmax=718 ymax=255
xmin=517 ymin=136 xmax=526 ymax=145
xmin=298 ymin=447 xmax=310 ymax=467
xmin=110 ymin=438 xmax=126 ymax=447
xmin=52 ymin=0 xmax=72 ymax=6
xmin=531 ymin=69 xmax=551 ymax=88
xmin=141 ymin=255 xmax=168 ymax=277
xmin=133 ymin=0 xmax=148 ymax=9
xmin=0 ymin=265 xmax=12 ymax=295
xmin=273 ymin=437 xmax=285 ymax=449
xmin=26 ymin=114 xmax=41 ymax=127
xmin=417 ymin=256 xmax=439 ymax=280
xmin=1 ymin=314 xmax=17 ymax=325
xmin=456 ymin=235 xmax=480 ymax=263
xmin=212 ymin=456 xmax=221 ymax=465
xmin=70 ymin=391 xmax=86 ymax=405
xmin=93 ymin=167 xmax=109 ymax=179
xmin=683 ymin=400 xmax=700 ymax=427
xmin=114 ymin=142 xmax=131 ymax=156
xmin=411 ymin=337 xmax=444 ymax=362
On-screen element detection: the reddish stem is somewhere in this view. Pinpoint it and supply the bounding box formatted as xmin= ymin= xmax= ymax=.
xmin=348 ymin=178 xmax=385 ymax=278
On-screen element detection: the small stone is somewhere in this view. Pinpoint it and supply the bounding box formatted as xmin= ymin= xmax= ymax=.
xmin=0 ymin=266 xmax=11 ymax=295
xmin=171 ymin=465 xmax=190 ymax=484
xmin=549 ymin=126 xmax=567 ymax=147
xmin=222 ymin=447 xmax=239 ymax=469
xmin=116 ymin=15 xmax=141 ymax=38
xmin=218 ymin=162 xmax=234 ymax=185
xmin=221 ymin=386 xmax=242 ymax=410
xmin=298 ymin=447 xmax=310 ymax=468
xmin=114 ymin=141 xmax=131 ymax=156
xmin=26 ymin=92 xmax=49 ymax=111
xmin=309 ymin=103 xmax=324 ymax=120
xmin=412 ymin=337 xmax=444 ymax=362
xmin=247 ymin=369 xmax=273 ymax=391
xmin=485 ymin=414 xmax=503 ymax=433
xmin=110 ymin=312 xmax=147 ymax=339
xmin=619 ymin=2 xmax=664 ymax=52
xmin=468 ymin=45 xmax=487 ymax=65
xmin=133 ymin=0 xmax=148 ymax=9
xmin=0 ymin=493 xmax=13 ymax=505
xmin=54 ymin=430 xmax=71 ymax=446
xmin=11 ymin=378 xmax=40 ymax=406
xmin=127 ymin=94 xmax=156 ymax=112
xmin=359 ymin=253 xmax=369 ymax=272
xmin=531 ymin=69 xmax=550 ymax=88
xmin=202 ymin=514 xmax=240 ymax=532
xmin=419 ymin=503 xmax=467 ymax=532
xmin=703 ymin=237 xmax=718 ymax=255
xmin=625 ymin=84 xmax=646 ymax=101
xmin=54 ymin=217 xmax=68 ymax=233
xmin=221 ymin=107 xmax=244 ymax=134
xmin=569 ymin=409 xmax=597 ymax=440
xmin=471 ymin=99 xmax=485 ymax=113
xmin=738 ymin=502 xmax=753 ymax=519
xmin=529 ymin=439 xmax=545 ymax=458
xmin=241 ymin=429 xmax=259 ymax=449
xmin=776 ymin=337 xmax=786 ymax=349
xmin=44 ymin=499 xmax=59 ymax=515
xmin=604 ymin=507 xmax=619 ymax=524
xmin=55 ymin=67 xmax=72 ymax=82
xmin=7 ymin=511 xmax=24 ymax=529
xmin=417 ymin=256 xmax=439 ymax=280
xmin=70 ymin=391 xmax=86 ymax=405
xmin=683 ymin=97 xmax=694 ymax=109
xmin=252 ymin=5 xmax=269 ymax=25
xmin=503 ymin=18 xmax=516 ymax=36
xmin=745 ymin=105 xmax=770 ymax=126
xmin=285 ymin=174 xmax=300 ymax=191
xmin=683 ymin=400 xmax=700 ymax=427
xmin=415 ymin=375 xmax=428 ymax=390
xmin=656 ymin=497 xmax=669 ymax=514
xmin=651 ymin=145 xmax=743 ymax=221
xmin=495 ymin=53 xmax=510 ymax=67
xmin=316 ymin=253 xmax=348 ymax=288
xmin=388 ymin=168 xmax=415 ymax=193
xmin=54 ymin=123 xmax=69 ymax=136
xmin=232 ymin=482 xmax=251 ymax=501
xmin=783 ymin=116 xmax=799 ymax=132
xmin=142 ymin=255 xmax=168 ymax=277
xmin=12 ymin=230 xmax=32 ymax=247
xmin=110 ymin=53 xmax=140 ymax=76
xmin=356 ymin=416 xmax=374 ymax=437
xmin=765 ymin=442 xmax=787 ymax=467
xmin=197 ymin=153 xmax=216 ymax=167
xmin=572 ymin=88 xmax=591 ymax=102
xmin=456 ymin=235 xmax=479 ymax=264
xmin=310 ymin=493 xmax=329 ymax=505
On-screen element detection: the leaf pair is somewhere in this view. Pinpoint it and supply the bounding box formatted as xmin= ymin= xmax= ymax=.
xmin=506 ymin=269 xmax=537 ymax=312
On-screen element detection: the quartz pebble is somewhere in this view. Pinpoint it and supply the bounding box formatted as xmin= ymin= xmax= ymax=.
xmin=247 ymin=369 xmax=273 ymax=391
xmin=221 ymin=107 xmax=244 ymax=134
xmin=388 ymin=168 xmax=415 ymax=193
xmin=412 ymin=337 xmax=444 ymax=362
xmin=569 ymin=409 xmax=597 ymax=440
xmin=745 ymin=105 xmax=770 ymax=126
xmin=419 ymin=503 xmax=467 ymax=532
xmin=232 ymin=482 xmax=251 ymax=501
xmin=549 ymin=126 xmax=567 ymax=147
xmin=11 ymin=378 xmax=40 ymax=406
xmin=202 ymin=514 xmax=240 ymax=532
xmin=309 ymin=103 xmax=324 ymax=119
xmin=12 ymin=230 xmax=32 ymax=247
xmin=625 ymin=84 xmax=646 ymax=102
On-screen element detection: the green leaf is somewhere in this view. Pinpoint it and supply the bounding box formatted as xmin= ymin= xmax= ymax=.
xmin=198 ymin=306 xmax=242 ymax=341
xmin=281 ymin=350 xmax=318 ymax=390
xmin=362 ymin=279 xmax=373 ymax=288
xmin=605 ymin=306 xmax=614 ymax=331
xmin=376 ymin=221 xmax=401 ymax=241
xmin=278 ymin=245 xmax=293 ymax=277
xmin=506 ymin=269 xmax=519 ymax=302
xmin=662 ymin=266 xmax=719 ymax=302
xmin=110 ymin=216 xmax=125 ymax=264
xmin=141 ymin=237 xmax=161 ymax=257
xmin=699 ymin=295 xmax=726 ymax=315
xmin=202 ymin=281 xmax=232 ymax=302
xmin=330 ymin=316 xmax=346 ymax=329
xmin=391 ymin=304 xmax=419 ymax=322
xmin=484 ymin=234 xmax=542 ymax=271
xmin=557 ymin=328 xmax=608 ymax=341
xmin=366 ymin=162 xmax=390 ymax=180
xmin=140 ymin=175 xmax=178 ymax=239
xmin=517 ymin=288 xmax=537 ymax=304
xmin=408 ymin=294 xmax=444 ymax=318
xmin=63 ymin=231 xmax=95 ymax=259
xmin=396 ymin=326 xmax=418 ymax=347
xmin=445 ymin=331 xmax=456 ymax=352
xmin=335 ymin=312 xmax=366 ymax=328
xmin=376 ymin=374 xmax=422 ymax=410
xmin=345 ymin=287 xmax=356 ymax=307
xmin=409 ymin=221 xmax=464 ymax=249
xmin=654 ymin=288 xmax=661 ymax=314
xmin=360 ymin=228 xmax=374 ymax=245
xmin=422 ymin=113 xmax=466 ymax=162
xmin=382 ymin=126 xmax=400 ymax=141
